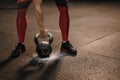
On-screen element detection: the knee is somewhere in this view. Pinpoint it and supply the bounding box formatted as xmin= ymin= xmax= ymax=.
xmin=17 ymin=9 xmax=27 ymax=16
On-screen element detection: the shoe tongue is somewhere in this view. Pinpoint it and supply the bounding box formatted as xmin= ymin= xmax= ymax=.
xmin=17 ymin=43 xmax=24 ymax=48
xmin=62 ymin=41 xmax=66 ymax=43
xmin=63 ymin=41 xmax=73 ymax=48
xmin=62 ymin=41 xmax=69 ymax=43
xmin=18 ymin=42 xmax=24 ymax=45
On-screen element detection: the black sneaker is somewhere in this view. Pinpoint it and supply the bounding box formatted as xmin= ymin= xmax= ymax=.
xmin=60 ymin=41 xmax=77 ymax=56
xmin=10 ymin=43 xmax=26 ymax=58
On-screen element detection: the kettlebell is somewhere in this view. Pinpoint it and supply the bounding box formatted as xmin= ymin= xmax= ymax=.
xmin=34 ymin=32 xmax=53 ymax=58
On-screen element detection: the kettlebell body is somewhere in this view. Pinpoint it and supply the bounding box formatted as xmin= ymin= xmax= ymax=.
xmin=34 ymin=32 xmax=53 ymax=58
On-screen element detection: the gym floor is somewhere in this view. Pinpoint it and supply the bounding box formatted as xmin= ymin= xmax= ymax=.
xmin=0 ymin=1 xmax=120 ymax=80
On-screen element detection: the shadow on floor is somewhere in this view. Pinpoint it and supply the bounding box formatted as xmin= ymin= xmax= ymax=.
xmin=0 ymin=57 xmax=15 ymax=71
xmin=15 ymin=52 xmax=76 ymax=80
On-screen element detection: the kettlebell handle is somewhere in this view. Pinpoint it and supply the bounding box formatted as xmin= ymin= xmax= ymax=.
xmin=47 ymin=32 xmax=53 ymax=44
xmin=34 ymin=32 xmax=53 ymax=45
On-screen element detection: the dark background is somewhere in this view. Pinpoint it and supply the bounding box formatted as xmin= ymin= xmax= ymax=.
xmin=0 ymin=0 xmax=119 ymax=8
xmin=0 ymin=0 xmax=119 ymax=5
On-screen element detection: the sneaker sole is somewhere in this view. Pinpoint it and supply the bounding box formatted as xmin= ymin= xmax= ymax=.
xmin=61 ymin=48 xmax=77 ymax=55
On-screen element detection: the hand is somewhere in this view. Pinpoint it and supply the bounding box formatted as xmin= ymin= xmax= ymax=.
xmin=39 ymin=29 xmax=48 ymax=38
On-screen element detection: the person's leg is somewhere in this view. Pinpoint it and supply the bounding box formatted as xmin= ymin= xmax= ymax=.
xmin=55 ymin=0 xmax=69 ymax=41
xmin=55 ymin=0 xmax=77 ymax=55
xmin=33 ymin=0 xmax=47 ymax=38
xmin=10 ymin=0 xmax=32 ymax=58
xmin=17 ymin=0 xmax=32 ymax=43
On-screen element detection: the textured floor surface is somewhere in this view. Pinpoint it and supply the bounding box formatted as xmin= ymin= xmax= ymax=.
xmin=0 ymin=2 xmax=120 ymax=80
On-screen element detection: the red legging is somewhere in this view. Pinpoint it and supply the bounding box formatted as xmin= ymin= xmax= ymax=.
xmin=57 ymin=6 xmax=69 ymax=41
xmin=55 ymin=0 xmax=69 ymax=41
xmin=17 ymin=0 xmax=69 ymax=43
xmin=17 ymin=0 xmax=32 ymax=43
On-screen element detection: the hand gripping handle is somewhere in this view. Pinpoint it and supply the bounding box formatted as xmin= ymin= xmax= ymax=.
xmin=34 ymin=32 xmax=53 ymax=46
